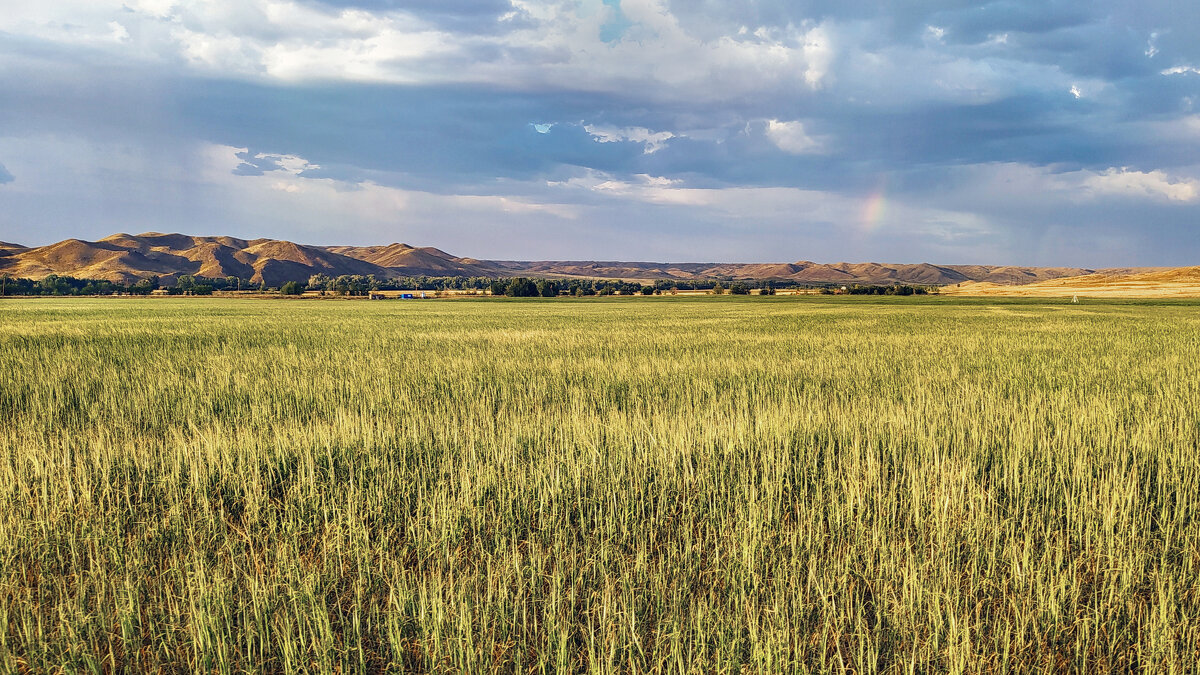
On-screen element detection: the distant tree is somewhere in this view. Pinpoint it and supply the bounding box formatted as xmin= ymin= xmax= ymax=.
xmin=40 ymin=275 xmax=70 ymax=295
xmin=192 ymin=284 xmax=214 ymax=295
xmin=711 ymin=282 xmax=724 ymax=295
xmin=280 ymin=281 xmax=302 ymax=295
xmin=130 ymin=277 xmax=158 ymax=295
xmin=505 ymin=278 xmax=538 ymax=297
xmin=176 ymin=275 xmax=196 ymax=292
xmin=307 ymin=274 xmax=332 ymax=292
xmin=729 ymin=282 xmax=751 ymax=295
xmin=537 ymin=280 xmax=558 ymax=297
xmin=332 ymin=275 xmax=371 ymax=295
xmin=760 ymin=282 xmax=775 ymax=296
xmin=489 ymin=280 xmax=507 ymax=296
xmin=641 ymin=285 xmax=654 ymax=295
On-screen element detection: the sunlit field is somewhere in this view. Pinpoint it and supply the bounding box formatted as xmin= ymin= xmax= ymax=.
xmin=2 ymin=296 xmax=1198 ymax=673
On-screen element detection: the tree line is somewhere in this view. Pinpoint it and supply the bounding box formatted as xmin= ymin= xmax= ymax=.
xmin=822 ymin=284 xmax=934 ymax=296
xmin=0 ymin=274 xmax=259 ymax=296
xmin=1 ymin=272 xmax=936 ymax=297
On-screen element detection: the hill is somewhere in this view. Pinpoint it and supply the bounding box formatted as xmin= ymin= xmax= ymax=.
xmin=0 ymin=231 xmax=1163 ymax=287
xmin=326 ymin=243 xmax=505 ymax=277
xmin=0 ymin=233 xmax=394 ymax=286
xmin=942 ymin=267 xmax=1199 ymax=298
xmin=491 ymin=259 xmax=1095 ymax=285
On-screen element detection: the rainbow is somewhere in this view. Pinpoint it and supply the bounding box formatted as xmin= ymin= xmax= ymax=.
xmin=861 ymin=176 xmax=889 ymax=232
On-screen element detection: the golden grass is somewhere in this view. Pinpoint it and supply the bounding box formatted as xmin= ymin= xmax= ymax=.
xmin=1 ymin=296 xmax=1199 ymax=672
xmin=944 ymin=266 xmax=1200 ymax=298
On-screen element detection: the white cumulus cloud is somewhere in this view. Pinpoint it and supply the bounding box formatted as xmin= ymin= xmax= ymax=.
xmin=764 ymin=119 xmax=822 ymax=154
xmin=583 ymin=125 xmax=676 ymax=153
xmin=1082 ymin=168 xmax=1199 ymax=202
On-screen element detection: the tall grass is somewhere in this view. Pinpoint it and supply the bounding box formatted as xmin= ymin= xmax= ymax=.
xmin=1 ymin=296 xmax=1198 ymax=672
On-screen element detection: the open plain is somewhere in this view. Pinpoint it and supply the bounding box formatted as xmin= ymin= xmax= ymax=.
xmin=2 ymin=296 xmax=1199 ymax=672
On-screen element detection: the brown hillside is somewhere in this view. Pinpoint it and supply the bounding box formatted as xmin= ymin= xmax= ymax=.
xmin=0 ymin=231 xmax=1183 ymax=291
xmin=326 ymin=243 xmax=415 ymax=266
xmin=0 ymin=234 xmax=393 ymax=285
xmin=1 ymin=238 xmax=193 ymax=283
xmin=944 ymin=266 xmax=1200 ymax=297
xmin=955 ymin=265 xmax=1092 ymax=285
xmin=328 ymin=243 xmax=503 ymax=276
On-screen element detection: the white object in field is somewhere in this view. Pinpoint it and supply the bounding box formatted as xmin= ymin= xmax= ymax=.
xmin=421 ymin=291 xmax=426 ymax=299
xmin=1072 ymin=295 xmax=1078 ymax=303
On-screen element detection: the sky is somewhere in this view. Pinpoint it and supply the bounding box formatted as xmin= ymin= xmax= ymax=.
xmin=0 ymin=1 xmax=1198 ymax=265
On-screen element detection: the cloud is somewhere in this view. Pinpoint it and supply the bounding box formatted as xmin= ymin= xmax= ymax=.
xmin=0 ymin=0 xmax=841 ymax=101
xmin=897 ymin=162 xmax=1200 ymax=208
xmin=764 ymin=119 xmax=822 ymax=154
xmin=232 ymin=149 xmax=287 ymax=176
xmin=584 ymin=124 xmax=675 ymax=154
xmin=210 ymin=143 xmax=581 ymax=225
xmin=4 ymin=1 xmax=1200 ymax=266
xmin=801 ymin=23 xmax=834 ymax=88
xmin=0 ymin=163 xmax=12 ymax=184
xmin=1081 ymin=167 xmax=1199 ymax=202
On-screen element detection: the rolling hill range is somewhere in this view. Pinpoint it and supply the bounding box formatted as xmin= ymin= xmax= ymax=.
xmin=0 ymin=233 xmax=501 ymax=286
xmin=494 ymin=259 xmax=1100 ymax=285
xmin=942 ymin=266 xmax=1200 ymax=298
xmin=0 ymin=232 xmax=1152 ymax=287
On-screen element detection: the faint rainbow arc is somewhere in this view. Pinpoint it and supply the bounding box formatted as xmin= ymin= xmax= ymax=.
xmin=861 ymin=176 xmax=889 ymax=233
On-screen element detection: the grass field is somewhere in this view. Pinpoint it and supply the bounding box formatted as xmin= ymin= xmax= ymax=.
xmin=2 ymin=296 xmax=1199 ymax=673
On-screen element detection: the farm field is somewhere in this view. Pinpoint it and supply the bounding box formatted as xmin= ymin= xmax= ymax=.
xmin=2 ymin=296 xmax=1199 ymax=672
xmin=943 ymin=266 xmax=1200 ymax=299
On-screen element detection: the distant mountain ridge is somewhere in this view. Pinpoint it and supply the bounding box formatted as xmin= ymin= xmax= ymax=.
xmin=0 ymin=233 xmax=504 ymax=286
xmin=0 ymin=232 xmax=1135 ymax=286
